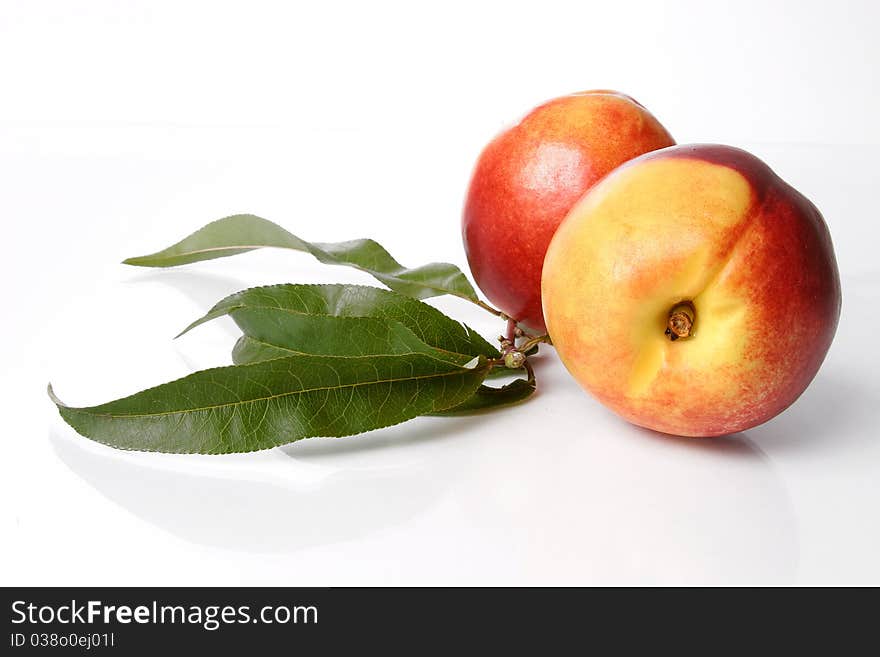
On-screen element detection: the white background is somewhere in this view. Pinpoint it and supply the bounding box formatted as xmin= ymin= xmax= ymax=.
xmin=2 ymin=0 xmax=878 ymax=585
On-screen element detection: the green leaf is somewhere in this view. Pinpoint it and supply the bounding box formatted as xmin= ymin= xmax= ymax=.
xmin=232 ymin=333 xmax=511 ymax=377
xmin=181 ymin=283 xmax=498 ymax=361
xmin=231 ymin=335 xmax=300 ymax=364
xmin=429 ymin=376 xmax=536 ymax=416
xmin=230 ymin=334 xmax=522 ymax=413
xmin=184 ymin=284 xmax=519 ymax=418
xmin=49 ymin=353 xmax=490 ymax=454
xmin=123 ymin=214 xmax=478 ymax=302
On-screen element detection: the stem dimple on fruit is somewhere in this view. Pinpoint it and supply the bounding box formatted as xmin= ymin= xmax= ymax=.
xmin=665 ymin=301 xmax=695 ymax=341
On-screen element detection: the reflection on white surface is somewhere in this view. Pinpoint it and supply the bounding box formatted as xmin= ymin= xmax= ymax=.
xmin=127 ymin=268 xmax=273 ymax=372
xmin=749 ymin=369 xmax=874 ymax=452
xmin=51 ymin=406 xmax=799 ymax=584
xmin=127 ymin=270 xmax=249 ymax=324
xmin=49 ymin=425 xmax=460 ymax=554
xmin=452 ymin=422 xmax=798 ymax=585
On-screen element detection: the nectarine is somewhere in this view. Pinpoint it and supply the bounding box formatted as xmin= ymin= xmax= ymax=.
xmin=541 ymin=144 xmax=841 ymax=437
xmin=462 ymin=90 xmax=675 ymax=330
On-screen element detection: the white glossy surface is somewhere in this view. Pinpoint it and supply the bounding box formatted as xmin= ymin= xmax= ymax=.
xmin=2 ymin=1 xmax=879 ymax=585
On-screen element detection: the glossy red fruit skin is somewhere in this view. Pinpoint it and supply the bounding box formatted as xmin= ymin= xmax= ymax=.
xmin=462 ymin=90 xmax=675 ymax=330
xmin=540 ymin=144 xmax=842 ymax=437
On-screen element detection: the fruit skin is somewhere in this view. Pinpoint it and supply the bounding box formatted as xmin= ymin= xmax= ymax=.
xmin=462 ymin=90 xmax=675 ymax=331
xmin=541 ymin=144 xmax=841 ymax=437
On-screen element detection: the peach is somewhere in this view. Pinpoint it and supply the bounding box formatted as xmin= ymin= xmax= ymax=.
xmin=541 ymin=144 xmax=841 ymax=437
xmin=462 ymin=90 xmax=674 ymax=330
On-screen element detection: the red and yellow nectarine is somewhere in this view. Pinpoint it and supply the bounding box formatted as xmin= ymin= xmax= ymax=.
xmin=542 ymin=144 xmax=841 ymax=437
xmin=462 ymin=90 xmax=674 ymax=330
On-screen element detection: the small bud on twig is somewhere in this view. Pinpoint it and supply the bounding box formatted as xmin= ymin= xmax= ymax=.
xmin=503 ymin=350 xmax=527 ymax=369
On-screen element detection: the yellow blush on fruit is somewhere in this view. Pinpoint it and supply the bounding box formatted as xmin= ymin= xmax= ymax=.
xmin=541 ymin=144 xmax=841 ymax=437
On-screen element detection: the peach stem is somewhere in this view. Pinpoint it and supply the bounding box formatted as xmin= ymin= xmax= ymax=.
xmin=505 ymin=318 xmax=518 ymax=343
xmin=666 ymin=302 xmax=695 ymax=341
